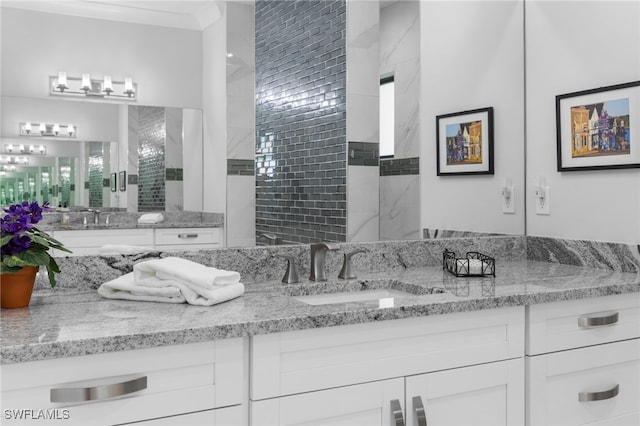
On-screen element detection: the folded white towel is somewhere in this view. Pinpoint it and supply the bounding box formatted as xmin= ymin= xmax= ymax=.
xmin=98 ymin=273 xmax=245 ymax=306
xmin=134 ymin=257 xmax=241 ymax=288
xmin=98 ymin=273 xmax=186 ymax=304
xmin=98 ymin=244 xmax=154 ymax=255
xmin=138 ymin=213 xmax=164 ymax=224
xmin=97 ymin=257 xmax=245 ymax=306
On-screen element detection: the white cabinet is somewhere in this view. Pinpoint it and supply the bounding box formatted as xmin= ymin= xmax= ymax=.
xmin=1 ymin=339 xmax=244 ymax=426
xmin=250 ymin=306 xmax=525 ymax=426
xmin=251 ymin=378 xmax=404 ymax=426
xmin=405 ymin=358 xmax=524 ymax=426
xmin=130 ymin=405 xmax=244 ymax=425
xmin=52 ymin=228 xmax=153 ymax=256
xmin=52 ymin=227 xmax=222 ymax=256
xmin=526 ymin=293 xmax=640 ymax=426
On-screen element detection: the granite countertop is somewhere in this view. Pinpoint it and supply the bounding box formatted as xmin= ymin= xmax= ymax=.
xmin=1 ymin=260 xmax=639 ymax=364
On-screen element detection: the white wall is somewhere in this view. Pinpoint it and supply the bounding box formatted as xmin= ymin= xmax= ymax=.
xmin=420 ymin=0 xmax=526 ymax=236
xmin=525 ymin=0 xmax=640 ymax=244
xmin=0 ymin=7 xmax=202 ymax=108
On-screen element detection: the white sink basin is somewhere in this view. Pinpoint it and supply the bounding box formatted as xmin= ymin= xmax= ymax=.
xmin=293 ymin=288 xmax=416 ymax=305
xmin=281 ymin=280 xmax=446 ymax=306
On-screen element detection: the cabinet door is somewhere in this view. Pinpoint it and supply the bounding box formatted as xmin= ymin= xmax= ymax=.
xmin=405 ymin=358 xmax=524 ymax=426
xmin=250 ymin=378 xmax=404 ymax=426
xmin=527 ymin=339 xmax=640 ymax=426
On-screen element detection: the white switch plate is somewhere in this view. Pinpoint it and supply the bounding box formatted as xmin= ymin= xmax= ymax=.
xmin=535 ymin=185 xmax=550 ymax=215
xmin=502 ymin=186 xmax=515 ymax=214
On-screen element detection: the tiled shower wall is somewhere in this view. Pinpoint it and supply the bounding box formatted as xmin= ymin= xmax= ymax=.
xmin=136 ymin=106 xmax=166 ymax=212
xmin=255 ymin=0 xmax=347 ymax=244
xmin=87 ymin=142 xmax=104 ymax=208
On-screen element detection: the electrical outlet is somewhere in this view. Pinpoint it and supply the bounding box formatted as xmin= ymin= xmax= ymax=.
xmin=535 ymin=185 xmax=550 ymax=215
xmin=501 ymin=185 xmax=515 ymax=214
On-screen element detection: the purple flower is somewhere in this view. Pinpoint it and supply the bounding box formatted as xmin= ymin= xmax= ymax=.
xmin=1 ymin=201 xmax=47 ymax=256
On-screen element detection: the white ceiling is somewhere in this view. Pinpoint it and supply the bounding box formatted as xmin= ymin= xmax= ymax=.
xmin=0 ymin=0 xmax=222 ymax=31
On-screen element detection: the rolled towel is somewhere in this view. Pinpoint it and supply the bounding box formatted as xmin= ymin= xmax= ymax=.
xmin=134 ymin=257 xmax=241 ymax=289
xmin=137 ymin=213 xmax=164 ymax=224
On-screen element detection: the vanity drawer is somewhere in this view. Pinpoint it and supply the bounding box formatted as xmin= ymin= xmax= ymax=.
xmin=52 ymin=229 xmax=154 ymax=256
xmin=527 ymin=339 xmax=640 ymax=426
xmin=251 ymin=306 xmax=524 ymax=400
xmin=1 ymin=339 xmax=243 ymax=426
xmin=154 ymin=227 xmax=221 ymax=248
xmin=526 ymin=293 xmax=640 ymax=355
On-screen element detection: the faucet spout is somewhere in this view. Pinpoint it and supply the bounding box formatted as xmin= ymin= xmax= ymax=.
xmin=309 ymin=243 xmax=339 ymax=282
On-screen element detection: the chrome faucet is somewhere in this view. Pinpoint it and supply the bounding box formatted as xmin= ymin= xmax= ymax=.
xmin=309 ymin=243 xmax=339 ymax=282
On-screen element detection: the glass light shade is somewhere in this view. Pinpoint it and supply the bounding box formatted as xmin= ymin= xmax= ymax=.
xmin=53 ymin=123 xmax=60 ymax=134
xmin=81 ymin=74 xmax=91 ymax=90
xmin=124 ymin=77 xmax=134 ymax=92
xmin=39 ymin=123 xmax=46 ymax=134
xmin=18 ymin=144 xmax=25 ymax=153
xmin=39 ymin=145 xmax=45 ymax=154
xmin=24 ymin=122 xmax=32 ymax=133
xmin=57 ymin=72 xmax=68 ymax=90
xmin=68 ymin=124 xmax=75 ymax=135
xmin=29 ymin=145 xmax=35 ymax=153
xmin=103 ymin=75 xmax=113 ymax=93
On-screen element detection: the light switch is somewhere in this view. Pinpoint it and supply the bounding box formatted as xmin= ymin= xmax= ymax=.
xmin=535 ymin=178 xmax=550 ymax=215
xmin=501 ymin=180 xmax=515 ymax=214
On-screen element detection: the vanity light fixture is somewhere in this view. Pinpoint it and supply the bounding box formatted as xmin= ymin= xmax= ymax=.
xmin=4 ymin=143 xmax=46 ymax=155
xmin=50 ymin=72 xmax=137 ymax=101
xmin=0 ymin=156 xmax=29 ymax=165
xmin=19 ymin=122 xmax=76 ymax=138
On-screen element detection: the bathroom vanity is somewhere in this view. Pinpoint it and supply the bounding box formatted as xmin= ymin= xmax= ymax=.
xmin=1 ymin=256 xmax=639 ymax=426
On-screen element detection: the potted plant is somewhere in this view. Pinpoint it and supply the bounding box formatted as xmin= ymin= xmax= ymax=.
xmin=1 ymin=201 xmax=71 ymax=308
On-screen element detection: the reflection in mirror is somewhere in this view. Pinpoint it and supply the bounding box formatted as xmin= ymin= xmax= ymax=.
xmin=0 ymin=139 xmax=116 ymax=209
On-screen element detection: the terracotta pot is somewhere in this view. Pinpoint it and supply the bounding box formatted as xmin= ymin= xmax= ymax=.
xmin=1 ymin=265 xmax=39 ymax=309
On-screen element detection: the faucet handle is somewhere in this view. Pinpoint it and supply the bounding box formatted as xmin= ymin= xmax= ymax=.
xmin=338 ymin=249 xmax=366 ymax=280
xmin=276 ymin=254 xmax=300 ymax=284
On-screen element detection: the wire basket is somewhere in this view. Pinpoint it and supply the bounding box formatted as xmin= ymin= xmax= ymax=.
xmin=443 ymin=249 xmax=496 ymax=277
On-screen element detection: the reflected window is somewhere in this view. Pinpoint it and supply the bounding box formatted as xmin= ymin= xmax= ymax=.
xmin=380 ymin=76 xmax=395 ymax=158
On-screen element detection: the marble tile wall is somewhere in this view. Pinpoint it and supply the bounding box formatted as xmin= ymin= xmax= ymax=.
xmin=165 ymin=107 xmax=183 ymax=212
xmin=255 ymin=0 xmax=347 ymax=244
xmin=346 ymin=0 xmax=380 ymax=243
xmin=379 ymin=0 xmax=421 ymax=241
xmin=380 ymin=174 xmax=421 ymax=240
xmin=227 ymin=1 xmax=256 ymax=247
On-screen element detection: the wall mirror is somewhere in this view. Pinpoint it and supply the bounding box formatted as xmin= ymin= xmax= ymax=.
xmin=1 ymin=96 xmax=203 ymax=213
xmin=1 ymin=0 xmax=527 ymax=249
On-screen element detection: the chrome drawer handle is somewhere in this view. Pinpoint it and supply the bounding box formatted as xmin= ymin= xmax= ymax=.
xmin=50 ymin=375 xmax=147 ymax=403
xmin=578 ymin=311 xmax=619 ymax=328
xmin=390 ymin=399 xmax=405 ymax=426
xmin=413 ymin=396 xmax=427 ymax=426
xmin=178 ymin=233 xmax=198 ymax=239
xmin=578 ymin=384 xmax=619 ymax=402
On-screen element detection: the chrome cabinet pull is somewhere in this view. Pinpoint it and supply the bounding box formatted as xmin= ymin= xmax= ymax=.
xmin=390 ymin=399 xmax=405 ymax=426
xmin=413 ymin=396 xmax=427 ymax=426
xmin=177 ymin=233 xmax=198 ymax=239
xmin=50 ymin=375 xmax=147 ymax=403
xmin=578 ymin=384 xmax=619 ymax=402
xmin=578 ymin=311 xmax=619 ymax=328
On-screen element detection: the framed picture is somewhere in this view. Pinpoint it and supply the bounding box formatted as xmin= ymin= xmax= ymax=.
xmin=436 ymin=107 xmax=494 ymax=176
xmin=110 ymin=173 xmax=117 ymax=192
xmin=119 ymin=171 xmax=126 ymax=191
xmin=556 ymin=81 xmax=639 ymax=171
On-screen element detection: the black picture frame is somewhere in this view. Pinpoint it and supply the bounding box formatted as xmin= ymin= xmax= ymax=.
xmin=436 ymin=107 xmax=494 ymax=176
xmin=556 ymin=81 xmax=639 ymax=172
xmin=110 ymin=173 xmax=117 ymax=192
xmin=119 ymin=171 xmax=126 ymax=191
